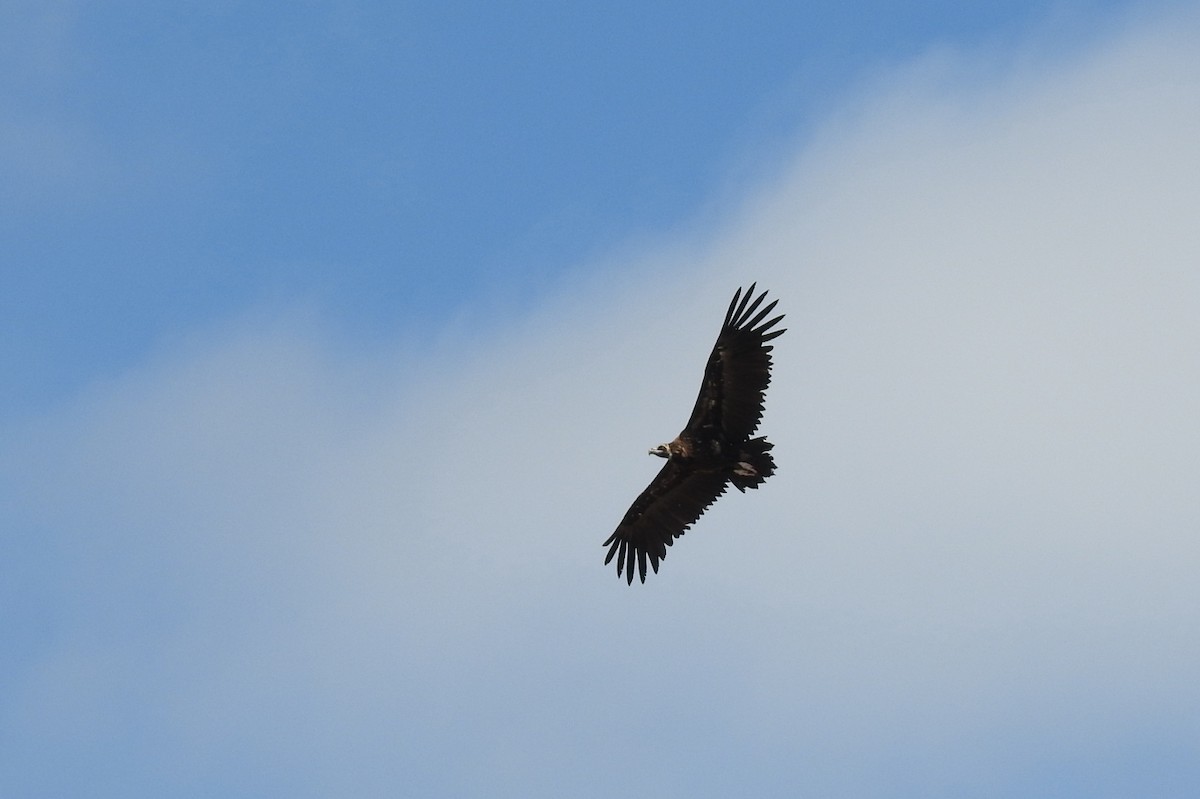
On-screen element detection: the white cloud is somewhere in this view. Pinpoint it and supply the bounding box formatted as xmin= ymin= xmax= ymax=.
xmin=4 ymin=8 xmax=1200 ymax=797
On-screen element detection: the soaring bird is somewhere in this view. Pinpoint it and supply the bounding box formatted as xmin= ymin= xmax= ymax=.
xmin=603 ymin=284 xmax=785 ymax=584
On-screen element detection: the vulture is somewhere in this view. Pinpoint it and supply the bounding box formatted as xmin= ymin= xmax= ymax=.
xmin=603 ymin=283 xmax=785 ymax=584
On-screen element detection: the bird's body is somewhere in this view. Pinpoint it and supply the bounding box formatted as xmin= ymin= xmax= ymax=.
xmin=603 ymin=284 xmax=785 ymax=584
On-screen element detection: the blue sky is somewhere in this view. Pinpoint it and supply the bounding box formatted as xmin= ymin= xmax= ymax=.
xmin=4 ymin=0 xmax=1126 ymax=414
xmin=4 ymin=1 xmax=1200 ymax=797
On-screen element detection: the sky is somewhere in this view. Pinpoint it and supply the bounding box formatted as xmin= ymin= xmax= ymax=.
xmin=3 ymin=1 xmax=1200 ymax=796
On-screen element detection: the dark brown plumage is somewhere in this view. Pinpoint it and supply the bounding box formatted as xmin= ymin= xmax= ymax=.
xmin=603 ymin=284 xmax=785 ymax=584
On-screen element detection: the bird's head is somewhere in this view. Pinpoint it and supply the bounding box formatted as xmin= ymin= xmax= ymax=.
xmin=649 ymin=443 xmax=672 ymax=459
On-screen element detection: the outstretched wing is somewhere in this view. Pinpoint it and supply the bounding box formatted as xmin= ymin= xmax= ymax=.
xmin=602 ymin=462 xmax=729 ymax=584
xmin=683 ymin=283 xmax=786 ymax=443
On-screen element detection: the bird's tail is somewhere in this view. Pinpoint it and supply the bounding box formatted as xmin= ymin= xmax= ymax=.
xmin=730 ymin=436 xmax=776 ymax=492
